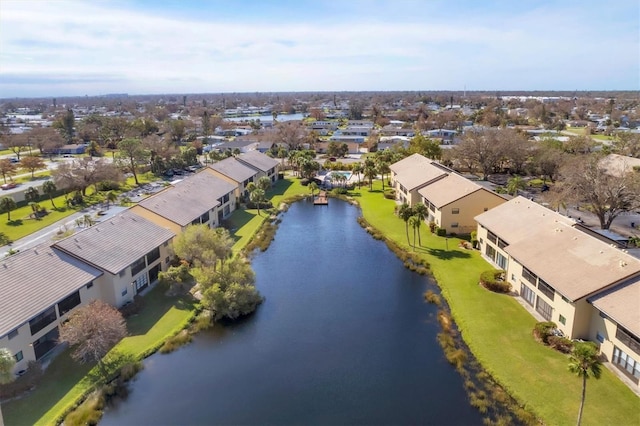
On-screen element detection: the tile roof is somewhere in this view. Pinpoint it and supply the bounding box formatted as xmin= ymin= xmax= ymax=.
xmin=136 ymin=172 xmax=235 ymax=227
xmin=590 ymin=277 xmax=640 ymax=338
xmin=0 ymin=244 xmax=103 ymax=337
xmin=418 ymin=172 xmax=500 ymax=208
xmin=208 ymin=157 xmax=257 ymax=183
xmin=236 ymin=150 xmax=280 ymax=172
xmin=54 ymin=211 xmax=175 ymax=274
xmin=389 ymin=153 xmax=448 ymax=191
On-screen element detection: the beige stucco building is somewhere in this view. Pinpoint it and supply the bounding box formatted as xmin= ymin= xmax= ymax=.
xmin=475 ymin=197 xmax=640 ymax=391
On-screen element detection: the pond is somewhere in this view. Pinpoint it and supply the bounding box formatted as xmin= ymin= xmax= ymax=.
xmin=101 ymin=199 xmax=482 ymax=425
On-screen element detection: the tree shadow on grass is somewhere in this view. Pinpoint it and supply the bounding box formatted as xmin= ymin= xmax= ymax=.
xmin=267 ymin=179 xmax=292 ymax=197
xmin=426 ymin=247 xmax=472 ymax=260
xmin=126 ymin=288 xmax=195 ymax=337
xmin=7 ymin=219 xmax=23 ymax=226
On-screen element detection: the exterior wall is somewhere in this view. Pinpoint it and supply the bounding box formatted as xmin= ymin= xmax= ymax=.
xmin=431 ymin=191 xmax=505 ymax=234
xmin=203 ymin=168 xmax=252 ymax=201
xmin=130 ymin=205 xmax=183 ymax=235
xmin=588 ymin=309 xmax=640 ymax=389
xmin=0 ymin=279 xmax=103 ymax=375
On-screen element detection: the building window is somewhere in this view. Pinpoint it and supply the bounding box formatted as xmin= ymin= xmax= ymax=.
xmin=131 ymin=256 xmax=146 ymax=277
xmin=8 ymin=329 xmax=18 ymax=340
xmin=487 ymin=231 xmax=498 ymax=245
xmin=536 ymin=297 xmax=553 ymax=321
xmin=596 ymin=332 xmax=604 ymax=343
xmin=451 ymin=208 xmax=459 ymax=214
xmin=537 ymin=279 xmax=555 ymax=301
xmin=201 ymin=211 xmax=210 ymax=224
xmin=511 ymin=273 xmax=515 ymax=282
xmin=86 ymin=282 xmax=94 ymax=289
xmin=496 ymin=252 xmax=508 ymax=270
xmin=165 ymin=256 xmax=170 ymax=265
xmin=451 ymin=222 xmax=459 ymax=228
xmin=559 ymin=315 xmax=566 ymax=325
xmin=122 ymin=288 xmax=128 ymax=297
xmin=616 ymin=326 xmax=640 ymax=355
xmin=146 ymin=247 xmax=160 ymax=265
xmin=485 ymin=245 xmax=496 ymax=261
xmin=520 ymin=283 xmax=535 ymax=307
xmin=522 ymin=267 xmax=537 ymax=285
xmin=29 ymin=306 xmax=57 ymax=336
xmin=57 ymin=291 xmax=81 ymax=317
xmin=612 ymin=347 xmax=640 ymax=383
xmin=14 ymin=351 xmax=23 ymax=362
xmin=497 ymin=238 xmax=508 ymax=250
xmin=119 ymin=269 xmax=126 ymax=278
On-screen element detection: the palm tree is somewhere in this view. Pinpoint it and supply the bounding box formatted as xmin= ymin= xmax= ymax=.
xmin=105 ymin=191 xmax=118 ymax=209
xmin=408 ymin=216 xmax=421 ymax=249
xmin=506 ymin=175 xmax=527 ymax=196
xmin=568 ymin=342 xmax=602 ymax=426
xmin=412 ymin=203 xmax=428 ymax=246
xmin=250 ymin=188 xmax=265 ymax=216
xmin=377 ymin=161 xmax=390 ymax=191
xmin=352 ymin=162 xmax=362 ymax=188
xmin=25 ymin=186 xmax=39 ymax=204
xmin=309 ymin=181 xmax=318 ymax=197
xmin=397 ymin=203 xmax=413 ymax=244
xmin=363 ymin=159 xmax=377 ymax=190
xmin=0 ymin=196 xmax=17 ymax=221
xmin=42 ymin=180 xmax=57 ymax=209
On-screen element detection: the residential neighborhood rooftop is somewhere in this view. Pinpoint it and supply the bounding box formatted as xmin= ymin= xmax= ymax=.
xmin=0 ymin=244 xmax=103 ymax=337
xmin=208 ymin=157 xmax=258 ymax=183
xmin=589 ymin=277 xmax=640 ymax=338
xmin=418 ymin=171 xmax=499 ymax=208
xmin=389 ymin=153 xmax=448 ymax=191
xmin=54 ymin=211 xmax=175 ymax=274
xmin=236 ymin=150 xmax=280 ymax=172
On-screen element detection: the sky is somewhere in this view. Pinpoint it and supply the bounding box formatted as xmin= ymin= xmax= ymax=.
xmin=0 ymin=0 xmax=638 ymax=98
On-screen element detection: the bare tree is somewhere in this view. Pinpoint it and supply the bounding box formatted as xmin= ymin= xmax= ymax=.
xmin=557 ymin=154 xmax=640 ymax=229
xmin=20 ymin=155 xmax=46 ymax=178
xmin=58 ymin=300 xmax=127 ymax=377
xmin=0 ymin=159 xmax=17 ymax=184
xmin=52 ymin=158 xmax=123 ymax=196
xmin=451 ymin=128 xmax=505 ymax=179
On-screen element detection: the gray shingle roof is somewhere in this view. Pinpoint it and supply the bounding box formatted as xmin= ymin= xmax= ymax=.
xmin=54 ymin=211 xmax=175 ymax=274
xmin=208 ymin=157 xmax=258 ymax=183
xmin=237 ymin=150 xmax=280 ymax=173
xmin=136 ymin=172 xmax=235 ymax=227
xmin=0 ymin=244 xmax=103 ymax=337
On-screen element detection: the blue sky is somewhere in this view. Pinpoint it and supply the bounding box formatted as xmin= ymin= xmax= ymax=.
xmin=0 ymin=0 xmax=638 ymax=98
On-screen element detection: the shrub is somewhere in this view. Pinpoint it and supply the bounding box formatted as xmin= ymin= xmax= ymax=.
xmin=118 ymin=295 xmax=144 ymax=318
xmin=300 ymin=178 xmax=310 ymax=186
xmin=119 ymin=361 xmax=143 ymax=381
xmin=436 ymin=227 xmax=446 ymax=237
xmin=547 ymin=335 xmax=574 ymax=353
xmin=159 ymin=330 xmax=193 ymax=354
xmin=63 ymin=391 xmax=105 ymax=426
xmin=97 ymin=181 xmax=121 ymax=191
xmin=429 ymin=221 xmax=437 ymax=233
xmin=331 ymin=187 xmax=348 ymax=195
xmin=246 ymin=200 xmax=273 ymax=210
xmin=479 ymin=270 xmax=511 ymax=293
xmin=470 ymin=230 xmax=478 ymax=248
xmin=383 ymin=188 xmax=396 ymax=199
xmin=533 ymin=321 xmax=557 ymax=344
xmin=423 ymin=290 xmax=442 ymax=306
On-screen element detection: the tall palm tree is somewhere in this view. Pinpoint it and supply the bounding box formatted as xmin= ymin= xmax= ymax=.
xmin=377 ymin=161 xmax=390 ymax=191
xmin=0 ymin=196 xmax=17 ymax=221
xmin=25 ymin=186 xmax=39 ymax=204
xmin=408 ymin=216 xmax=420 ymax=249
xmin=309 ymin=181 xmax=318 ymax=197
xmin=42 ymin=180 xmax=57 ymax=209
xmin=397 ymin=203 xmax=413 ymax=245
xmin=352 ymin=162 xmax=362 ymax=188
xmin=568 ymin=342 xmax=602 ymax=426
xmin=363 ymin=159 xmax=377 ymax=190
xmin=250 ymin=188 xmax=265 ymax=216
xmin=412 ymin=203 xmax=428 ymax=246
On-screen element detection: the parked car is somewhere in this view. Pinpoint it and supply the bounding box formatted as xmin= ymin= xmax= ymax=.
xmin=1 ymin=182 xmax=18 ymax=190
xmin=9 ymin=157 xmax=19 ymax=163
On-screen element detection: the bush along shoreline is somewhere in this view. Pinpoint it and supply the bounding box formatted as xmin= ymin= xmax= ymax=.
xmin=357 ymin=215 xmax=539 ymax=425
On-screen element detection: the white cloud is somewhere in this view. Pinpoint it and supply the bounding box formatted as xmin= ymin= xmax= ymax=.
xmin=0 ymin=0 xmax=637 ymax=96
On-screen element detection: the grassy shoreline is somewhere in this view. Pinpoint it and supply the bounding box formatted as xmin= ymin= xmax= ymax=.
xmin=2 ymin=177 xmax=638 ymax=425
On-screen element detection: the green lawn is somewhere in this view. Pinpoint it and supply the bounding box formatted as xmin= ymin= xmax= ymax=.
xmin=1 ymin=196 xmax=80 ymax=242
xmin=3 ymin=176 xmax=637 ymax=426
xmin=354 ymin=181 xmax=639 ymax=426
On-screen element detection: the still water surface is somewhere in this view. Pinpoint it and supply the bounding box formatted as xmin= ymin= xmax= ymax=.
xmin=101 ymin=200 xmax=481 ymax=425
